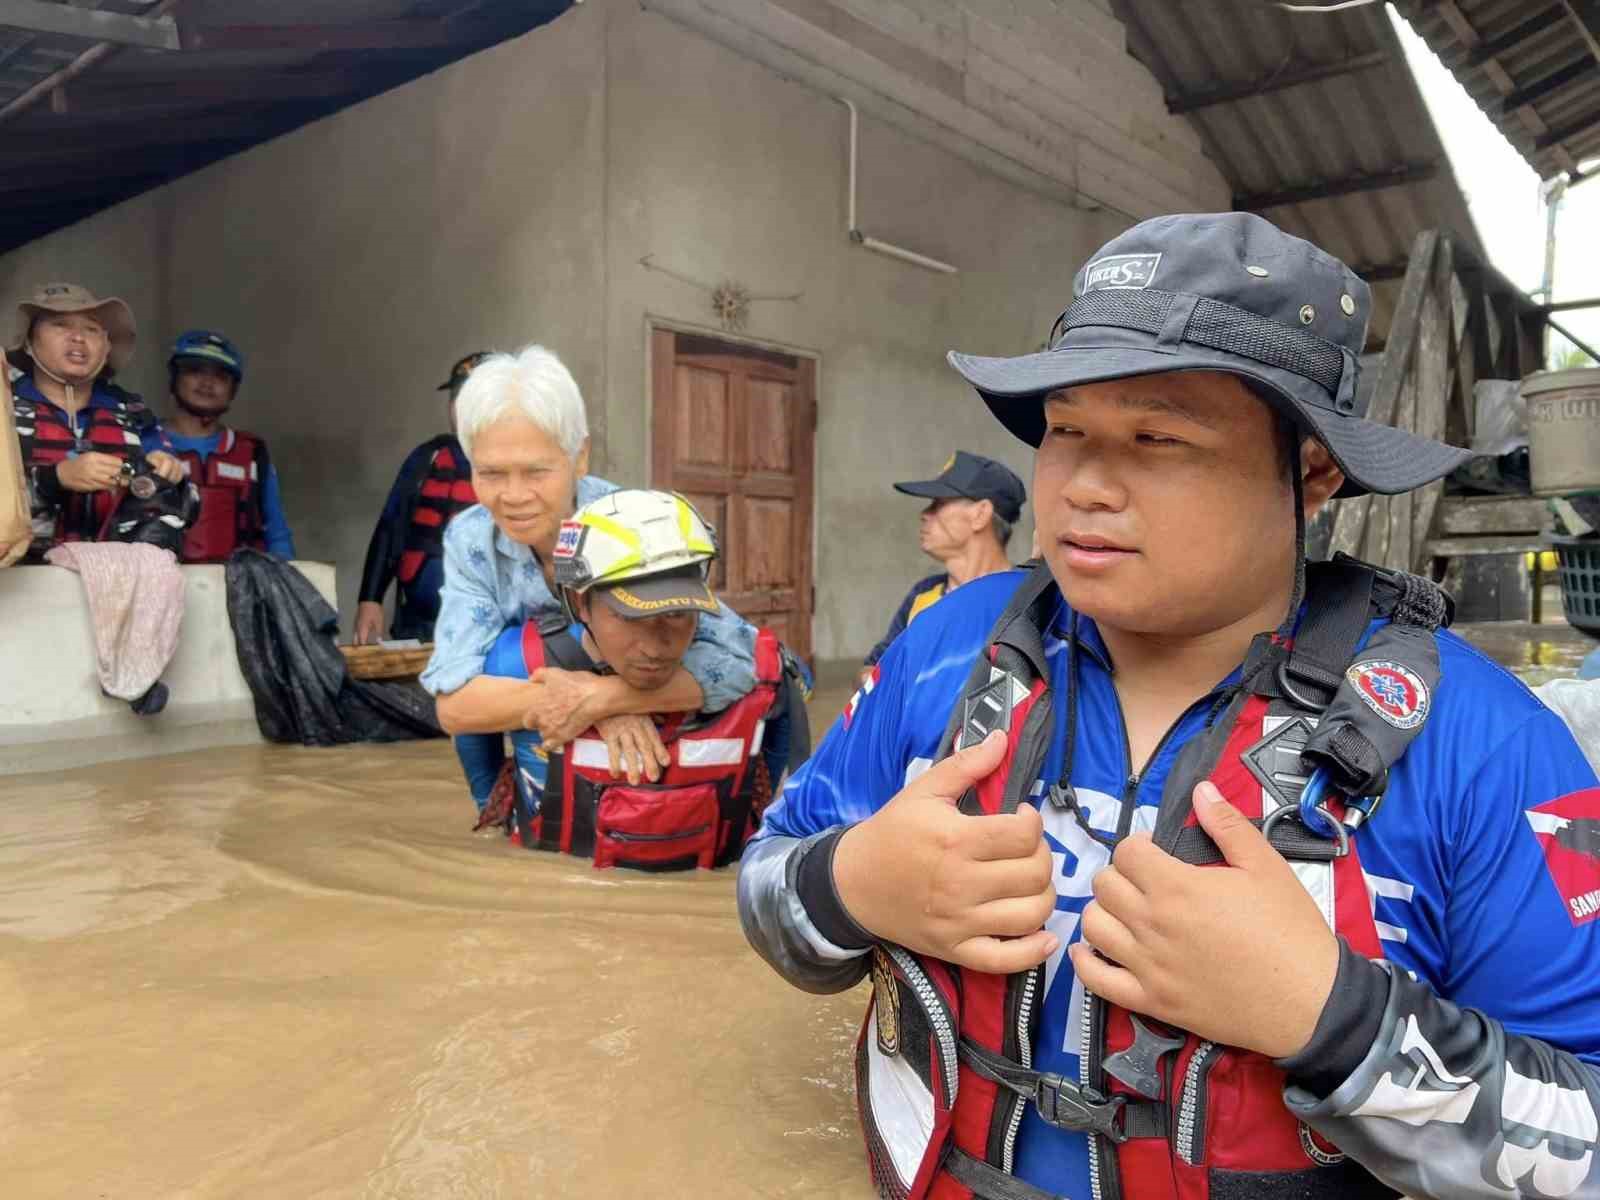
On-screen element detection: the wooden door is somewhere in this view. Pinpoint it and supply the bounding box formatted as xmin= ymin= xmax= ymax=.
xmin=650 ymin=329 xmax=816 ymax=659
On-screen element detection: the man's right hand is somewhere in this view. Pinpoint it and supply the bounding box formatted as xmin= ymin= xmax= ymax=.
xmin=593 ymin=714 xmax=671 ymax=785
xmin=353 ymin=601 xmax=386 ymax=645
xmin=55 ymin=452 xmax=125 ymax=494
xmin=831 ymin=729 xmax=1059 ymax=973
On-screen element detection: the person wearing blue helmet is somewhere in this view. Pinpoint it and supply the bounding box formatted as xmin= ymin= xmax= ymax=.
xmin=163 ymin=329 xmax=295 ymax=562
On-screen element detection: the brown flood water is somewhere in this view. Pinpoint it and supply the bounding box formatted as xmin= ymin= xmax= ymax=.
xmin=5 ymin=623 xmax=1590 ymax=1199
xmin=0 ymin=689 xmax=873 ymax=1199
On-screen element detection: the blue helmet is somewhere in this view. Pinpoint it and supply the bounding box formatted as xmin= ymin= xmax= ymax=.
xmin=169 ymin=329 xmax=244 ymax=382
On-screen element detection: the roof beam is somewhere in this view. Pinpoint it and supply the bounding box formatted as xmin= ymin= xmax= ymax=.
xmin=1352 ymin=260 xmax=1412 ymax=283
xmin=180 ymin=20 xmax=463 ymax=53
xmin=1463 ymin=6 xmax=1565 ymax=67
xmin=0 ymin=0 xmax=180 ymax=50
xmin=1167 ymin=50 xmax=1389 ymax=114
xmin=1235 ymin=162 xmax=1439 ymax=211
xmin=20 ymin=68 xmax=382 ymax=115
xmin=0 ymin=144 xmax=254 ymax=194
xmin=1537 ymin=111 xmax=1600 ymax=151
xmin=0 ymin=104 xmax=331 ymax=153
xmin=1498 ymin=54 xmax=1596 ymax=114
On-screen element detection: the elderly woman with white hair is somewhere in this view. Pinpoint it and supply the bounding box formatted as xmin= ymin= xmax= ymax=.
xmin=420 ymin=344 xmax=757 ymax=811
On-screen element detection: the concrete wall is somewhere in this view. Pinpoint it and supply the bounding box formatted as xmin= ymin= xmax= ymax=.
xmin=0 ymin=0 xmax=1228 ymax=661
xmin=0 ymin=561 xmax=336 ymax=775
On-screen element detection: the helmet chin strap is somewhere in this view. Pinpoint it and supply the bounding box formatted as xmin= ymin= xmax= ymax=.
xmin=27 ymin=337 xmax=107 ymax=412
xmin=174 ymin=392 xmax=230 ymax=420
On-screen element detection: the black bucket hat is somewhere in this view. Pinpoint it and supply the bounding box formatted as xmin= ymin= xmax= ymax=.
xmin=947 ymin=212 xmax=1471 ymax=497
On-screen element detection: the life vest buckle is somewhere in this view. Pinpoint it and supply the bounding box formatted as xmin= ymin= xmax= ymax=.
xmin=1034 ymin=1074 xmax=1129 ymax=1143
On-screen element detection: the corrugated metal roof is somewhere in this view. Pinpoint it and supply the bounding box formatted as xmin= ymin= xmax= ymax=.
xmin=1391 ymin=1 xmax=1599 ymax=181
xmin=1111 ymin=0 xmax=1484 ymax=345
xmin=0 ymin=0 xmax=573 ymax=253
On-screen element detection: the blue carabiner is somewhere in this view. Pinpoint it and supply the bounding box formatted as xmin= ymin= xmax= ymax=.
xmin=1299 ymin=767 xmax=1380 ymax=839
xmin=1297 ymin=767 xmax=1343 ymax=839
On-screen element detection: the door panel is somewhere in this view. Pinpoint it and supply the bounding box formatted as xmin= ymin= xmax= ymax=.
xmin=651 ymin=328 xmax=815 ymax=660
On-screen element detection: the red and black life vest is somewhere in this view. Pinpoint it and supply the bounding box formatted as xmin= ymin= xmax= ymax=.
xmin=12 ymin=385 xmax=147 ymax=545
xmin=399 ymin=438 xmax=475 ymax=587
xmin=173 ymin=427 xmax=266 ymax=563
xmin=516 ymin=626 xmax=786 ymax=871
xmin=855 ymin=559 xmax=1447 ymax=1200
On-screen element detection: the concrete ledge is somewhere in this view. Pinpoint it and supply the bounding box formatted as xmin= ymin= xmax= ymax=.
xmin=0 ymin=559 xmax=336 ymax=775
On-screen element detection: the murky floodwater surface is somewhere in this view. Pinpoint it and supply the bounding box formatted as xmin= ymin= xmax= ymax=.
xmin=0 ymin=734 xmax=871 ymax=1199
xmin=4 ymin=625 xmax=1591 ymax=1198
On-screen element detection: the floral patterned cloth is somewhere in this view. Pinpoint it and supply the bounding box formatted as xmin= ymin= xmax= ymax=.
xmin=419 ymin=476 xmax=757 ymax=709
xmin=45 ymin=541 xmax=184 ymax=700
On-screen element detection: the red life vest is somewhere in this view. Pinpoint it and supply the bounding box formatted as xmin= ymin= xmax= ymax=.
xmin=12 ymin=386 xmax=147 ymax=545
xmin=855 ymin=561 xmax=1445 ymax=1200
xmin=173 ymin=427 xmax=266 ymax=563
xmin=519 ymin=626 xmax=785 ymax=871
xmin=398 ymin=439 xmax=475 ymax=586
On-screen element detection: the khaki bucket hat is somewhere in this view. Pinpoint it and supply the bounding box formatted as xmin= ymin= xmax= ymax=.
xmin=10 ymin=283 xmax=137 ymax=371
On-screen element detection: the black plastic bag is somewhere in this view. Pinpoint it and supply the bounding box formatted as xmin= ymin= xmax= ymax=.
xmin=224 ymin=548 xmax=443 ymax=745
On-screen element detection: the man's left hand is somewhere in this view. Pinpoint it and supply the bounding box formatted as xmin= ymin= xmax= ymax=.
xmin=1069 ymin=781 xmax=1340 ymax=1060
xmin=521 ymin=667 xmax=608 ymax=747
xmin=145 ymin=451 xmax=184 ymax=484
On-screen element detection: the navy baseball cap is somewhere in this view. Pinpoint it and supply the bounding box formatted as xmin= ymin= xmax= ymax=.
xmin=894 ymin=451 xmax=1026 ymax=522
xmin=438 ymin=351 xmax=494 ymax=393
xmin=947 ymin=212 xmax=1471 ymax=497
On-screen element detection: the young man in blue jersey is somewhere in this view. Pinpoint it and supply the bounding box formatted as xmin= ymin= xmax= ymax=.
xmin=741 ymin=213 xmax=1600 ymax=1200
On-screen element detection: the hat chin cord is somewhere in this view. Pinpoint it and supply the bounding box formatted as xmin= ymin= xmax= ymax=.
xmin=1278 ymin=438 xmax=1309 ymax=640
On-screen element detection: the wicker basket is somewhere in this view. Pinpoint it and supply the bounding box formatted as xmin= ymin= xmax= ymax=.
xmin=339 ymin=643 xmax=433 ymax=681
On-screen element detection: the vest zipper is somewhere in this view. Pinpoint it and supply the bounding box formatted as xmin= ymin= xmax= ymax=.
xmin=1175 ymin=1040 xmax=1221 ymax=1164
xmin=1084 ymin=701 xmax=1191 ymax=1200
xmin=883 ymin=944 xmax=958 ymax=1109
xmin=999 ymin=962 xmax=1042 ymax=1173
xmin=602 ymin=823 xmax=711 ymax=844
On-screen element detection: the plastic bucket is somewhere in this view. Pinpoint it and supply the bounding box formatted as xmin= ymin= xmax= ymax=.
xmin=1524 ymin=367 xmax=1600 ymax=495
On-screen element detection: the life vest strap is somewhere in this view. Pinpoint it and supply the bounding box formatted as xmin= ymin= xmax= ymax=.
xmin=1166 ymin=811 xmax=1347 ymax=866
xmin=958 ymin=1039 xmax=1166 ymax=1144
xmin=944 ymin=1149 xmax=1067 ymax=1200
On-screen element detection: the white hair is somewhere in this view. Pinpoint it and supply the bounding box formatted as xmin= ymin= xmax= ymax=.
xmin=454 ymin=344 xmax=589 ymax=462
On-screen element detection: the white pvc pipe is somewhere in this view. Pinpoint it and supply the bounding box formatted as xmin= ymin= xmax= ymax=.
xmin=837 ymin=97 xmax=958 ymax=275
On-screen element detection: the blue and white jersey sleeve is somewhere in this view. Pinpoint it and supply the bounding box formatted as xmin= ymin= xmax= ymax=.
xmin=1283 ymin=637 xmax=1600 ymax=1199
xmin=739 ymin=573 xmax=1021 ymax=992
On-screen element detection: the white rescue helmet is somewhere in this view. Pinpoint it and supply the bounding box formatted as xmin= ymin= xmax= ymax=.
xmin=553 ymin=488 xmax=721 ymax=619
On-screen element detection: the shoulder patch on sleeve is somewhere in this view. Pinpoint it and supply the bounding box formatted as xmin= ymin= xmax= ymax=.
xmin=1525 ymin=789 xmax=1600 ymax=926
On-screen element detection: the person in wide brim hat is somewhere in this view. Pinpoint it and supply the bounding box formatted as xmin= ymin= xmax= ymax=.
xmin=9 ymin=282 xmax=136 ymax=374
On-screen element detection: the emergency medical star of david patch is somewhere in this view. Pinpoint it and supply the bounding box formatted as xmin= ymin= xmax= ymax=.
xmin=1347 ymin=660 xmax=1429 ymax=731
xmin=1525 ymin=790 xmax=1600 ymax=927
xmin=958 ymin=667 xmax=1029 ymax=750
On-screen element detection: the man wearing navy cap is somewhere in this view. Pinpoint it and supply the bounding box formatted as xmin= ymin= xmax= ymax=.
xmin=354 ymin=352 xmax=489 ymax=644
xmin=862 ymin=450 xmax=1026 ymax=670
xmin=743 ymin=212 xmax=1600 ymax=1200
